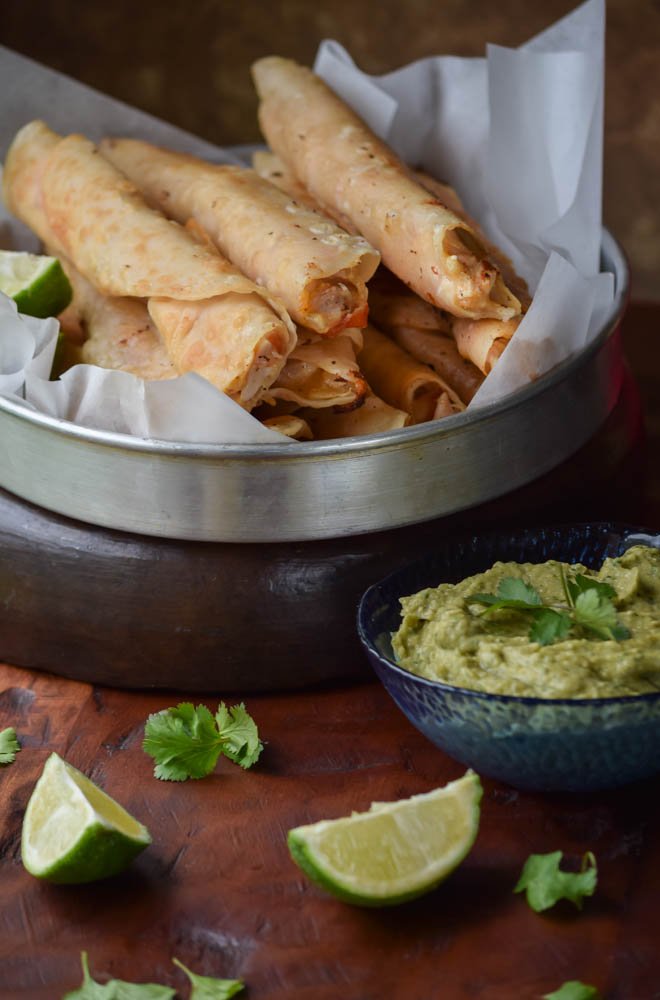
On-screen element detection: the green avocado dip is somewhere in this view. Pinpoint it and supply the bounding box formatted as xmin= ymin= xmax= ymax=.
xmin=391 ymin=545 xmax=660 ymax=699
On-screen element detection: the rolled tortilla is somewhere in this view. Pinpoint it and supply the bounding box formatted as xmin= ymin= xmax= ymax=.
xmin=301 ymin=392 xmax=410 ymax=439
xmin=252 ymin=57 xmax=521 ymax=321
xmin=262 ymin=414 xmax=313 ymax=440
xmin=252 ymin=149 xmax=321 ymax=212
xmin=368 ymin=269 xmax=483 ymax=404
xmin=3 ymin=121 xmax=296 ymax=409
xmin=265 ymin=330 xmax=368 ymax=410
xmin=57 ymin=254 xmax=176 ymax=380
xmin=413 ymin=169 xmax=531 ymax=311
xmin=450 ymin=316 xmax=520 ymax=375
xmin=252 ymin=149 xmax=359 ymax=235
xmin=358 ymin=325 xmax=464 ymax=424
xmin=100 ymin=138 xmax=379 ymax=336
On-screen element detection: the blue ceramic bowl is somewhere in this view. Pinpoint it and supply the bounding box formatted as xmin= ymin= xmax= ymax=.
xmin=358 ymin=522 xmax=660 ymax=792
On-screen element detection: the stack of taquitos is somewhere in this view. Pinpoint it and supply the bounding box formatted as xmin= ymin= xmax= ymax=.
xmin=3 ymin=56 xmax=533 ymax=441
xmin=250 ymin=63 xmax=532 ymax=412
xmin=2 ymin=120 xmax=297 ymax=411
xmin=252 ymin=57 xmax=523 ymax=322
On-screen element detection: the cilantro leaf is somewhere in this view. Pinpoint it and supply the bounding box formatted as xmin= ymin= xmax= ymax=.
xmin=215 ymin=703 xmax=263 ymax=769
xmin=468 ymin=577 xmax=543 ymax=614
xmin=0 ymin=727 xmax=20 ymax=765
xmin=573 ymin=589 xmax=630 ymax=641
xmin=529 ymin=609 xmax=572 ymax=647
xmin=144 ymin=703 xmax=222 ymax=781
xmin=543 ymin=981 xmax=602 ymax=1000
xmin=173 ymin=957 xmax=245 ymax=999
xmin=143 ymin=702 xmax=262 ymax=781
xmin=570 ymin=573 xmax=616 ymax=602
xmin=497 ymin=578 xmax=542 ymax=605
xmin=514 ymin=851 xmax=597 ymax=912
xmin=62 ymin=952 xmax=175 ymax=999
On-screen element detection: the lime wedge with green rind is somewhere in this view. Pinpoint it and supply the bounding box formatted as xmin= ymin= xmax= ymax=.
xmin=288 ymin=771 xmax=482 ymax=906
xmin=0 ymin=249 xmax=72 ymax=318
xmin=21 ymin=752 xmax=151 ymax=884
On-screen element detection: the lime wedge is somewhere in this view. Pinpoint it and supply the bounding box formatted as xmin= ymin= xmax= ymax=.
xmin=288 ymin=771 xmax=482 ymax=906
xmin=21 ymin=752 xmax=151 ymax=883
xmin=0 ymin=249 xmax=72 ymax=318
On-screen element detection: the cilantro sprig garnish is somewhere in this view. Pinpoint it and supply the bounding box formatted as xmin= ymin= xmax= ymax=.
xmin=63 ymin=952 xmax=245 ymax=999
xmin=143 ymin=702 xmax=262 ymax=782
xmin=514 ymin=850 xmax=597 ymax=912
xmin=63 ymin=951 xmax=175 ymax=999
xmin=173 ymin=958 xmax=245 ymax=999
xmin=0 ymin=727 xmax=20 ymax=766
xmin=465 ymin=567 xmax=631 ymax=646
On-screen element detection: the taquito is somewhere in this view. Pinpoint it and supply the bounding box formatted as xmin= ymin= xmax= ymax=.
xmin=252 ymin=149 xmax=359 ymax=235
xmin=252 ymin=57 xmax=521 ymax=321
xmin=450 ymin=316 xmax=520 ymax=375
xmin=414 ymin=169 xmax=531 ymax=311
xmin=252 ymin=151 xmax=505 ymax=395
xmin=266 ymin=330 xmax=368 ymax=410
xmin=301 ymin=392 xmax=410 ymax=439
xmin=358 ymin=325 xmax=464 ymax=424
xmin=367 ymin=269 xmax=483 ymax=404
xmin=3 ymin=121 xmax=296 ymax=409
xmin=100 ymin=138 xmax=379 ymax=336
xmin=57 ymin=256 xmax=176 ymax=380
xmin=262 ymin=414 xmax=313 ymax=440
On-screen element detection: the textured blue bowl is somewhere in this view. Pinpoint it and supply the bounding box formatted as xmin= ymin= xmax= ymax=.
xmin=358 ymin=522 xmax=660 ymax=792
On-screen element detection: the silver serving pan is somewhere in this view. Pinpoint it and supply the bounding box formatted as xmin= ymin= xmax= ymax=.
xmin=0 ymin=232 xmax=628 ymax=543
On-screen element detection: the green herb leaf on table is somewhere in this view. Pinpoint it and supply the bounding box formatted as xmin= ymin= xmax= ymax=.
xmin=514 ymin=850 xmax=597 ymax=912
xmin=62 ymin=951 xmax=175 ymax=999
xmin=0 ymin=727 xmax=20 ymax=765
xmin=542 ymin=980 xmax=602 ymax=1000
xmin=143 ymin=702 xmax=262 ymax=782
xmin=173 ymin=957 xmax=245 ymax=999
xmin=214 ymin=703 xmax=262 ymax=769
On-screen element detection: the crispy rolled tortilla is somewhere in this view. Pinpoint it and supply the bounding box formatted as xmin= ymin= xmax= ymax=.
xmin=450 ymin=316 xmax=520 ymax=375
xmin=367 ymin=269 xmax=483 ymax=404
xmin=56 ymin=255 xmax=176 ymax=380
xmin=359 ymin=325 xmax=464 ymax=424
xmin=3 ymin=121 xmax=296 ymax=409
xmin=301 ymin=392 xmax=409 ymax=439
xmin=262 ymin=414 xmax=313 ymax=440
xmin=252 ymin=151 xmax=512 ymax=393
xmin=100 ymin=137 xmax=379 ymax=336
xmin=388 ymin=325 xmax=484 ymax=404
xmin=413 ymin=169 xmax=531 ymax=311
xmin=252 ymin=149 xmax=320 ymax=211
xmin=252 ymin=149 xmax=359 ymax=235
xmin=265 ymin=329 xmax=367 ymax=410
xmin=252 ymin=57 xmax=521 ymax=321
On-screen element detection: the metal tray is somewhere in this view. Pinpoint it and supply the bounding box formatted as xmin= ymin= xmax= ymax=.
xmin=0 ymin=232 xmax=628 ymax=543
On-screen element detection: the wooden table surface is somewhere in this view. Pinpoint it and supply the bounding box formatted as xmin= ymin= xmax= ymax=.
xmin=2 ymin=303 xmax=660 ymax=1000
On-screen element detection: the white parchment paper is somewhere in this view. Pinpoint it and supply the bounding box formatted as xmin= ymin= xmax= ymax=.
xmin=0 ymin=0 xmax=612 ymax=436
xmin=315 ymin=0 xmax=612 ymax=408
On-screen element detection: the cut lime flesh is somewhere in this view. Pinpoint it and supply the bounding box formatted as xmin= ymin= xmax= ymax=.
xmin=0 ymin=250 xmax=72 ymax=318
xmin=21 ymin=752 xmax=151 ymax=884
xmin=288 ymin=771 xmax=482 ymax=906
